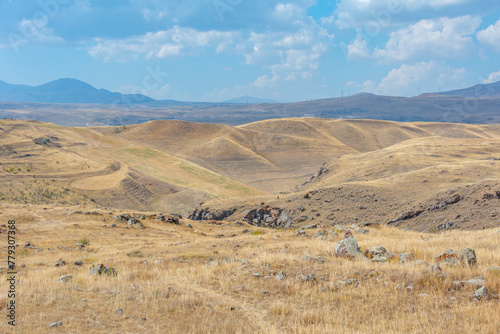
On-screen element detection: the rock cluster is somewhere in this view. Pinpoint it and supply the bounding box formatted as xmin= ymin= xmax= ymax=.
xmin=242 ymin=206 xmax=294 ymax=228
xmin=89 ymin=264 xmax=118 ymax=277
xmin=188 ymin=208 xmax=237 ymax=221
xmin=113 ymin=214 xmax=145 ymax=229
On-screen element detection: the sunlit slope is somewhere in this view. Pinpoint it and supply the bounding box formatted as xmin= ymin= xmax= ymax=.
xmin=0 ymin=120 xmax=261 ymax=213
xmin=96 ymin=118 xmax=500 ymax=193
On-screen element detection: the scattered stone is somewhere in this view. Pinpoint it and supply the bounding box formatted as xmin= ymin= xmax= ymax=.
xmin=346 ymin=279 xmax=359 ymax=286
xmin=370 ymin=246 xmax=387 ymax=257
xmin=334 ymin=225 xmax=344 ymax=232
xmin=252 ymin=272 xmax=261 ymax=277
xmin=302 ymin=273 xmax=316 ymax=282
xmin=49 ymin=321 xmax=62 ymax=328
xmin=116 ymin=308 xmax=123 ymax=315
xmin=302 ymin=223 xmax=318 ymax=229
xmin=57 ymin=274 xmax=74 ymax=283
xmin=461 ymin=279 xmax=486 ymax=288
xmin=54 ymin=259 xmax=66 ymax=267
xmin=406 ymin=283 xmax=414 ymax=292
xmin=474 ymin=286 xmax=488 ymax=299
xmin=75 ymin=243 xmax=85 ymax=250
xmin=185 ymin=223 xmax=193 ymax=229
xmin=357 ymin=229 xmax=370 ymax=234
xmin=276 ymin=271 xmax=286 ymax=281
xmin=303 ymin=255 xmax=327 ymax=263
xmin=74 ymin=260 xmax=83 ymax=266
xmin=89 ymin=264 xmax=118 ymax=277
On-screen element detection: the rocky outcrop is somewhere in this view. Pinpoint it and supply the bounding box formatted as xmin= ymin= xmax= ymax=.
xmin=188 ymin=208 xmax=237 ymax=221
xmin=242 ymin=206 xmax=294 ymax=228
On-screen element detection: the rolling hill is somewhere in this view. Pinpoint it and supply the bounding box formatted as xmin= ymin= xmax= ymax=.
xmin=2 ymin=117 xmax=500 ymax=231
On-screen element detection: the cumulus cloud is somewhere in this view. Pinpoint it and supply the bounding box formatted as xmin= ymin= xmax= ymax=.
xmin=345 ymin=34 xmax=370 ymax=59
xmin=477 ymin=19 xmax=500 ymax=53
xmin=484 ymin=70 xmax=500 ymax=84
xmin=88 ymin=27 xmax=237 ymax=62
xmin=363 ymin=61 xmax=465 ymax=96
xmin=374 ymin=16 xmax=481 ymax=62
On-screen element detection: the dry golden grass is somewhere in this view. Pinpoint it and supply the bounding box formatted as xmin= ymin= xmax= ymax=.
xmin=0 ymin=204 xmax=499 ymax=333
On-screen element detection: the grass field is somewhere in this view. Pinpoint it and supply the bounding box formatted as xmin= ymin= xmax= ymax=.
xmin=0 ymin=204 xmax=498 ymax=333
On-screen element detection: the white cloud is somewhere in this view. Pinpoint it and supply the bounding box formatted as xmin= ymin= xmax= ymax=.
xmin=88 ymin=26 xmax=237 ymax=62
xmin=374 ymin=16 xmax=481 ymax=62
xmin=345 ymin=34 xmax=370 ymax=59
xmin=363 ymin=61 xmax=465 ymax=96
xmin=477 ymin=19 xmax=500 ymax=53
xmin=484 ymin=70 xmax=500 ymax=84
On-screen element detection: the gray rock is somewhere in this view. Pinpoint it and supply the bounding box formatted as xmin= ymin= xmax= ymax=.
xmin=207 ymin=260 xmax=219 ymax=267
xmin=74 ymin=260 xmax=83 ymax=266
xmin=57 ymin=274 xmax=74 ymax=283
xmin=462 ymin=279 xmax=486 ymax=288
xmin=357 ymin=229 xmax=370 ymax=234
xmin=334 ymin=235 xmax=365 ymax=260
xmin=49 ymin=321 xmax=62 ymax=328
xmin=303 ymin=223 xmax=318 ymax=229
xmin=474 ymin=286 xmax=487 ymax=299
xmin=275 ymin=271 xmax=286 ymax=281
xmin=435 ymin=249 xmax=460 ymax=267
xmin=89 ymin=264 xmax=118 ymax=277
xmin=459 ymin=248 xmax=477 ymax=267
xmin=116 ymin=308 xmax=123 ymax=315
xmin=371 ymin=255 xmax=388 ymax=263
xmin=399 ymin=253 xmax=414 ymax=263
xmin=302 ymin=273 xmax=316 ymax=282
xmin=54 ymin=258 xmax=66 ymax=267
xmin=370 ymin=246 xmax=387 ymax=257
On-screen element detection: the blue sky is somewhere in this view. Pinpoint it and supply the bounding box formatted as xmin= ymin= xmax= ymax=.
xmin=1 ymin=0 xmax=500 ymax=102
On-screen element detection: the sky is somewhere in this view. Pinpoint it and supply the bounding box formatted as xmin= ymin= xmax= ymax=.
xmin=0 ymin=0 xmax=499 ymax=102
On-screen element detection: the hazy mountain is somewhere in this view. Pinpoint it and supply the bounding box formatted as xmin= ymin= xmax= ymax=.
xmin=0 ymin=78 xmax=155 ymax=104
xmin=435 ymin=81 xmax=500 ymax=98
xmin=223 ymin=95 xmax=276 ymax=104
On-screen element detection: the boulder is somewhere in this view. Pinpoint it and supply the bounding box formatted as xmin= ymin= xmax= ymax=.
xmin=370 ymin=246 xmax=387 ymax=257
xmin=459 ymin=248 xmax=477 ymax=267
xmin=334 ymin=235 xmax=365 ymax=260
xmin=435 ymin=248 xmax=477 ymax=267
xmin=435 ymin=249 xmax=460 ymax=267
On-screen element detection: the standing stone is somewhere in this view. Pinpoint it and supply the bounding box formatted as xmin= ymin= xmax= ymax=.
xmin=459 ymin=248 xmax=477 ymax=267
xmin=334 ymin=234 xmax=365 ymax=260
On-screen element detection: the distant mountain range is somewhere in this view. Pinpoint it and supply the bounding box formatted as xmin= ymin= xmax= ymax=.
xmin=0 ymin=78 xmax=154 ymax=104
xmin=1 ymin=78 xmax=500 ymax=126
xmin=223 ymin=95 xmax=276 ymax=104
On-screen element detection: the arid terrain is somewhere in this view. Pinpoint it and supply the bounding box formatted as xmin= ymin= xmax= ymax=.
xmin=0 ymin=118 xmax=499 ymax=333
